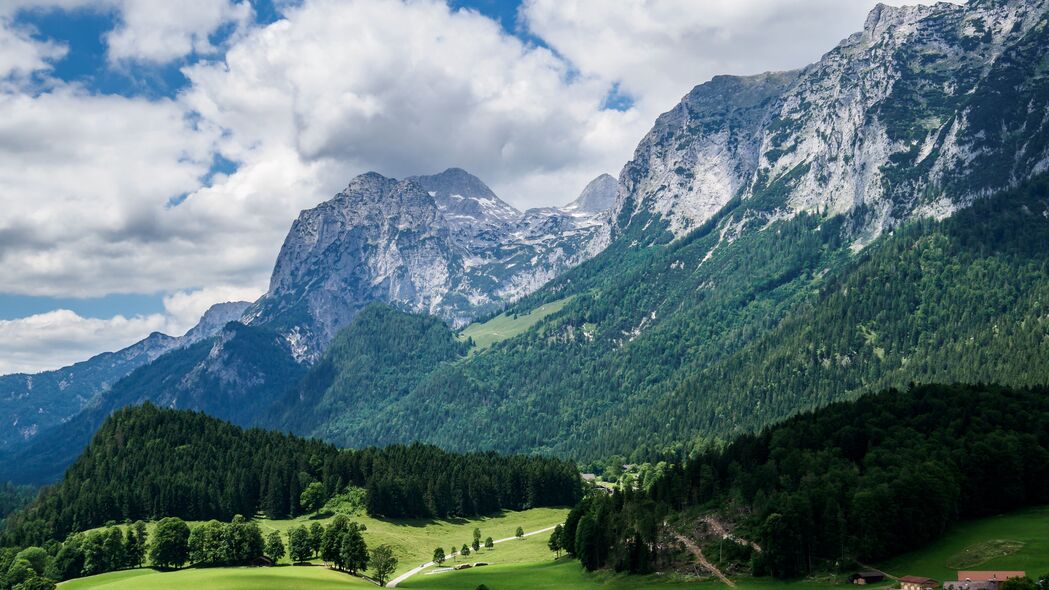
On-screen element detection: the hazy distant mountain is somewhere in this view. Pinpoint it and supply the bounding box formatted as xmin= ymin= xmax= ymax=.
xmin=0 ymin=301 xmax=249 ymax=450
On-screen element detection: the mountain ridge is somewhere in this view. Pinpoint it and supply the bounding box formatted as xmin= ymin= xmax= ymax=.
xmin=0 ymin=301 xmax=250 ymax=451
xmin=244 ymin=167 xmax=615 ymax=358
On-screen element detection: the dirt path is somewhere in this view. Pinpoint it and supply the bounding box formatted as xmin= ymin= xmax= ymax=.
xmin=701 ymin=515 xmax=763 ymax=553
xmin=671 ymin=531 xmax=736 ymax=588
xmin=386 ymin=524 xmax=559 ymax=587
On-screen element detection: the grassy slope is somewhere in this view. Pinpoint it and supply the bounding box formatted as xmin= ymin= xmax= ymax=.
xmin=457 ymin=296 xmax=574 ymax=352
xmin=92 ymin=507 xmax=567 ymax=577
xmin=401 ymin=559 xmax=710 ymax=590
xmin=878 ymin=505 xmax=1049 ymax=582
xmin=259 ymin=506 xmax=568 ymax=575
xmin=59 ymin=566 xmax=371 ymax=590
xmin=63 ymin=506 xmax=1049 ymax=590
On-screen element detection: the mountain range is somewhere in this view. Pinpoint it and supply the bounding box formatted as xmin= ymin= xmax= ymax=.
xmin=3 ymin=0 xmax=1049 ymax=483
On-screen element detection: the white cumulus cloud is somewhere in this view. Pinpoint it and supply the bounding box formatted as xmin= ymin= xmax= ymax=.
xmin=0 ymin=310 xmax=168 ymax=374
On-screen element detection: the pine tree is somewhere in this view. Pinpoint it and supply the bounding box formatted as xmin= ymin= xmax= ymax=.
xmin=548 ymin=524 xmax=564 ymax=557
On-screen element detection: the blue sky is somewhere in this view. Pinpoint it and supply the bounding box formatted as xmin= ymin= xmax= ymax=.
xmin=0 ymin=0 xmax=921 ymax=373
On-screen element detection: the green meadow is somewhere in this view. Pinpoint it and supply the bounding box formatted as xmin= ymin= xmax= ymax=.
xmin=457 ymin=296 xmax=574 ymax=352
xmin=59 ymin=566 xmax=371 ymax=590
xmin=61 ymin=505 xmax=1049 ymax=590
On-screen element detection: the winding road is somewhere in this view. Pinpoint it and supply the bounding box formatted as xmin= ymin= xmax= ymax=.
xmin=386 ymin=524 xmax=559 ymax=587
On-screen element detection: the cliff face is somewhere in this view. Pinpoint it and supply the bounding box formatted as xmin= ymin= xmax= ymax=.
xmin=246 ymin=169 xmax=615 ymax=358
xmin=614 ymin=0 xmax=1049 ymax=247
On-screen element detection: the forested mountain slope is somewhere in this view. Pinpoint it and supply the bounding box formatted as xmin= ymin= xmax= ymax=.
xmin=268 ymin=303 xmax=468 ymax=442
xmin=0 ymin=323 xmax=306 ymax=485
xmin=2 ymin=404 xmax=580 ymax=547
xmin=0 ymin=302 xmax=249 ymax=451
xmin=563 ymin=383 xmax=1049 ymax=578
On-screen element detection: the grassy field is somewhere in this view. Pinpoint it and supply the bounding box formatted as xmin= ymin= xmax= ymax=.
xmin=401 ymin=559 xmax=711 ymax=590
xmin=59 ymin=566 xmax=372 ymax=589
xmin=457 ymin=296 xmax=574 ymax=352
xmin=90 ymin=507 xmax=567 ymax=577
xmin=878 ymin=505 xmax=1049 ymax=581
xmin=258 ymin=506 xmax=568 ymax=575
xmin=64 ymin=505 xmax=1049 ymax=589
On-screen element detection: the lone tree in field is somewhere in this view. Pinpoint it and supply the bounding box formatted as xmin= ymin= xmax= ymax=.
xmin=370 ymin=544 xmax=397 ymax=586
xmin=548 ymin=524 xmax=564 ymax=558
xmin=300 ymin=481 xmax=326 ymax=514
xmin=265 ymin=530 xmax=285 ymax=563
xmin=472 ymin=527 xmax=482 ymax=552
xmin=515 ymin=526 xmax=524 ymax=540
xmin=289 ymin=526 xmax=312 ymax=563
xmin=484 ymin=536 xmax=494 ymax=549
xmin=433 ymin=547 xmax=446 ymax=566
xmin=150 ymin=517 xmax=190 ymax=569
xmin=461 ymin=543 xmax=470 ymax=557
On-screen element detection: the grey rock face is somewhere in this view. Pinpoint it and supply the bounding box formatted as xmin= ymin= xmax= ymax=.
xmin=247 ymin=169 xmax=616 ymax=359
xmin=0 ymin=300 xmax=250 ymax=449
xmin=565 ymin=173 xmax=619 ymax=214
xmin=614 ymin=0 xmax=1049 ymax=246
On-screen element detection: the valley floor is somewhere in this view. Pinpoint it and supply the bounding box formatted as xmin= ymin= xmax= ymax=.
xmin=59 ymin=505 xmax=1049 ymax=589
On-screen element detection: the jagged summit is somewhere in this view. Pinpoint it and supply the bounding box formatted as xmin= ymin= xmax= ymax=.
xmin=246 ymin=169 xmax=611 ymax=359
xmin=565 ymin=174 xmax=618 ymax=214
xmin=408 ymin=168 xmax=521 ymax=246
xmin=613 ymin=0 xmax=1049 ymax=243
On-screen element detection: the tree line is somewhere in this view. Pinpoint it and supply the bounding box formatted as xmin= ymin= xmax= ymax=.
xmin=562 ymin=383 xmax=1049 ymax=578
xmin=2 ymin=404 xmax=580 ymax=547
xmin=0 ymin=513 xmax=401 ymax=589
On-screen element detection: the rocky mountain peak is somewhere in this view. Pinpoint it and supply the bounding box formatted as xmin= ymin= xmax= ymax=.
xmin=612 ymin=0 xmax=1049 ymax=245
xmin=565 ymin=173 xmax=618 ymax=214
xmin=181 ymin=301 xmax=252 ymax=342
xmin=408 ymin=168 xmax=521 ymax=238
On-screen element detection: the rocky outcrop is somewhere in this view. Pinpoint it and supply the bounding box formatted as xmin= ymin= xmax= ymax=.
xmin=614 ymin=0 xmax=1049 ymax=246
xmin=246 ymin=169 xmax=615 ymax=359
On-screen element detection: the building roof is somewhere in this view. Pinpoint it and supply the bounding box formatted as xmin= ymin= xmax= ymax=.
xmin=958 ymin=571 xmax=1026 ymax=582
xmin=900 ymin=575 xmax=938 ymax=584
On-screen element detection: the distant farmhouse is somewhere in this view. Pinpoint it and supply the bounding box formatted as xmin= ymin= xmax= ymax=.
xmin=943 ymin=571 xmax=1026 ymax=590
xmin=900 ymin=575 xmax=939 ymax=590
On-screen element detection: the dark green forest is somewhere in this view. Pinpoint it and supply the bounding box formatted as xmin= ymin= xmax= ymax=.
xmin=2 ymin=405 xmax=580 ymax=547
xmin=564 ymin=383 xmax=1049 ymax=578
xmin=270 ymin=303 xmax=469 ymax=442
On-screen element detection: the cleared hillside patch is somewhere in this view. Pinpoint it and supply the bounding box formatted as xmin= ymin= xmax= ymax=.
xmin=457 ymin=296 xmax=574 ymax=352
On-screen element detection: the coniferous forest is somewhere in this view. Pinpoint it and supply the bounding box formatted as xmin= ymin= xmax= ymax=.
xmin=2 ymin=405 xmax=581 ymax=548
xmin=563 ymin=383 xmax=1049 ymax=578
